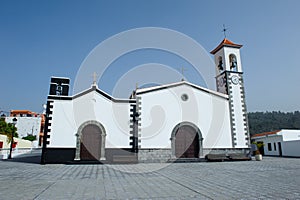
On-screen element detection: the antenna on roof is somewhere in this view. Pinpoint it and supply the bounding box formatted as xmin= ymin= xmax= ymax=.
xmin=222 ymin=24 xmax=228 ymax=38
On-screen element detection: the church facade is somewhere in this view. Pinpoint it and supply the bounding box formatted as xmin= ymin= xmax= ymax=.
xmin=41 ymin=38 xmax=251 ymax=164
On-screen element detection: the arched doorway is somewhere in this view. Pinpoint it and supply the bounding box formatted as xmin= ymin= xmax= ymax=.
xmin=74 ymin=121 xmax=106 ymax=161
xmin=80 ymin=124 xmax=101 ymax=160
xmin=171 ymin=122 xmax=203 ymax=158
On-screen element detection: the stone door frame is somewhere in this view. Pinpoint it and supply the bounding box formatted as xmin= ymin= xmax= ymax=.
xmin=74 ymin=120 xmax=106 ymax=161
xmin=170 ymin=122 xmax=203 ymax=158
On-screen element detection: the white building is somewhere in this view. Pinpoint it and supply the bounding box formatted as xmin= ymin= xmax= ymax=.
xmin=251 ymin=130 xmax=300 ymax=157
xmin=5 ymin=115 xmax=41 ymax=143
xmin=41 ymin=38 xmax=251 ymax=164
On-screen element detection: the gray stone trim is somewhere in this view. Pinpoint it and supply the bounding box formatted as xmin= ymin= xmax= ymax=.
xmin=226 ymin=71 xmax=236 ymax=147
xmin=46 ymin=101 xmax=54 ymax=145
xmin=226 ymin=72 xmax=251 ymax=147
xmin=74 ymin=120 xmax=106 ymax=161
xmin=129 ymin=103 xmax=139 ymax=152
xmin=138 ymin=149 xmax=172 ymax=163
xmin=170 ymin=122 xmax=203 ymax=158
xmin=202 ymin=147 xmax=250 ymax=157
xmin=41 ymin=100 xmax=54 ymax=164
xmin=239 ymin=76 xmax=251 ymax=147
xmin=136 ymin=96 xmax=142 ymax=149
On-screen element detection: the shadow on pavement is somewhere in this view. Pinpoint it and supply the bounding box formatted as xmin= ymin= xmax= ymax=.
xmin=3 ymin=150 xmax=42 ymax=164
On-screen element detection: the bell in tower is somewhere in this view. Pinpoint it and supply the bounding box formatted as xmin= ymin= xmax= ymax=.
xmin=49 ymin=77 xmax=70 ymax=96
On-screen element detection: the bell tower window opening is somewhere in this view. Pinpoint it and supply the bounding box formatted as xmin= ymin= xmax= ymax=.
xmin=56 ymin=85 xmax=63 ymax=95
xmin=229 ymin=54 xmax=237 ymax=72
xmin=218 ymin=56 xmax=223 ymax=72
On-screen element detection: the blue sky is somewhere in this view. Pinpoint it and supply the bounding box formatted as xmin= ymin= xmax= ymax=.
xmin=0 ymin=0 xmax=300 ymax=113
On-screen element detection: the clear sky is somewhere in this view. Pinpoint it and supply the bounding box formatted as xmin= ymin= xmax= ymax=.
xmin=0 ymin=0 xmax=300 ymax=113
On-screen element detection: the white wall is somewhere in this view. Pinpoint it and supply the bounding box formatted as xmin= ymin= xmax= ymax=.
xmin=259 ymin=136 xmax=283 ymax=156
xmin=281 ymin=130 xmax=300 ymax=141
xmin=228 ymin=73 xmax=249 ymax=148
xmin=0 ymin=134 xmax=33 ymax=149
xmin=49 ymin=100 xmax=76 ymax=148
xmin=49 ymin=89 xmax=132 ymax=148
xmin=138 ymin=84 xmax=232 ymax=149
xmin=282 ymin=140 xmax=300 ymax=157
xmin=5 ymin=117 xmax=41 ymax=140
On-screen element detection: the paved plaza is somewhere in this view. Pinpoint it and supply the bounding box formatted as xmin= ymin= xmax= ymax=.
xmin=0 ymin=152 xmax=299 ymax=199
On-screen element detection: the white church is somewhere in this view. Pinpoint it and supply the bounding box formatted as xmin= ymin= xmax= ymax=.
xmin=41 ymin=38 xmax=251 ymax=164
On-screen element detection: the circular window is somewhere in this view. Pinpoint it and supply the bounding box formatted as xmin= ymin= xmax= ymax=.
xmin=181 ymin=94 xmax=188 ymax=101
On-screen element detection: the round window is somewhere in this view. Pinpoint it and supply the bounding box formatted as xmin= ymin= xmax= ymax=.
xmin=181 ymin=94 xmax=188 ymax=101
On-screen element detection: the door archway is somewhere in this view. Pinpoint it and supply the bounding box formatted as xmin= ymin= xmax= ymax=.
xmin=80 ymin=124 xmax=101 ymax=160
xmin=74 ymin=120 xmax=106 ymax=161
xmin=171 ymin=122 xmax=203 ymax=158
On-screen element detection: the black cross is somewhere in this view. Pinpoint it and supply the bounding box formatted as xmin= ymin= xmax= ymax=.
xmin=222 ymin=24 xmax=228 ymax=38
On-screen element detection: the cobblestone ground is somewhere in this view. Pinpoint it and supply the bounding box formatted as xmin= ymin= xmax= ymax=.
xmin=0 ymin=153 xmax=299 ymax=199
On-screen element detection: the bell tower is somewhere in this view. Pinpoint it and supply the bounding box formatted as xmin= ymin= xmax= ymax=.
xmin=211 ymin=38 xmax=250 ymax=148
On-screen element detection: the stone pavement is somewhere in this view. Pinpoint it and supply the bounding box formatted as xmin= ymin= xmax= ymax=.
xmin=0 ymin=153 xmax=299 ymax=199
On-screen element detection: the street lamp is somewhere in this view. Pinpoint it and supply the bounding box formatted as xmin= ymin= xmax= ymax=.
xmin=8 ymin=117 xmax=17 ymax=159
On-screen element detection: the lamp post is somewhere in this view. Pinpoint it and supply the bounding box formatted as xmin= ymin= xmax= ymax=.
xmin=8 ymin=117 xmax=17 ymax=159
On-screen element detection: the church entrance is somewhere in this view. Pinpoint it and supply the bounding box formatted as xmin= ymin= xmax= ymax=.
xmin=75 ymin=121 xmax=106 ymax=161
xmin=80 ymin=124 xmax=102 ymax=160
xmin=175 ymin=125 xmax=200 ymax=158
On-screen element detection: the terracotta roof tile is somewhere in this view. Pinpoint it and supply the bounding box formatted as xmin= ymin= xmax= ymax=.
xmin=251 ymin=130 xmax=281 ymax=138
xmin=210 ymin=38 xmax=243 ymax=54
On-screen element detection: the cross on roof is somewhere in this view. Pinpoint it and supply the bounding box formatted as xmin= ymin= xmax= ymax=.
xmin=222 ymin=24 xmax=228 ymax=38
xmin=179 ymin=66 xmax=187 ymax=81
xmin=92 ymin=72 xmax=97 ymax=85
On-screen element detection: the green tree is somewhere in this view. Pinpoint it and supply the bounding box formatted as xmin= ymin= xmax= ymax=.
xmin=0 ymin=118 xmax=18 ymax=144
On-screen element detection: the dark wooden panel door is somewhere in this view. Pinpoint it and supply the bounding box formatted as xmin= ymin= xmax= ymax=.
xmin=278 ymin=142 xmax=282 ymax=157
xmin=80 ymin=124 xmax=101 ymax=160
xmin=175 ymin=125 xmax=199 ymax=158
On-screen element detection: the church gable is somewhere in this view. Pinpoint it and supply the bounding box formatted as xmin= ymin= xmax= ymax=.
xmin=135 ymin=81 xmax=232 ymax=151
xmin=49 ymin=85 xmax=135 ymax=104
xmin=136 ymin=81 xmax=228 ymax=100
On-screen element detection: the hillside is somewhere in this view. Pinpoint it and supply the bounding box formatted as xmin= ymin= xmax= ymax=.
xmin=248 ymin=111 xmax=300 ymax=135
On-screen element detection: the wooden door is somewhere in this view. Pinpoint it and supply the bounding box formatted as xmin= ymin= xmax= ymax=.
xmin=278 ymin=142 xmax=282 ymax=157
xmin=175 ymin=125 xmax=199 ymax=158
xmin=80 ymin=124 xmax=101 ymax=160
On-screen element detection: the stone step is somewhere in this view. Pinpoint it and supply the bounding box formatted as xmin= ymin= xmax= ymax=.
xmin=167 ymin=158 xmax=205 ymax=163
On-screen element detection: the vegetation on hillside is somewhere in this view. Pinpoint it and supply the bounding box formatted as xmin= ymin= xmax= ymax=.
xmin=248 ymin=111 xmax=300 ymax=135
